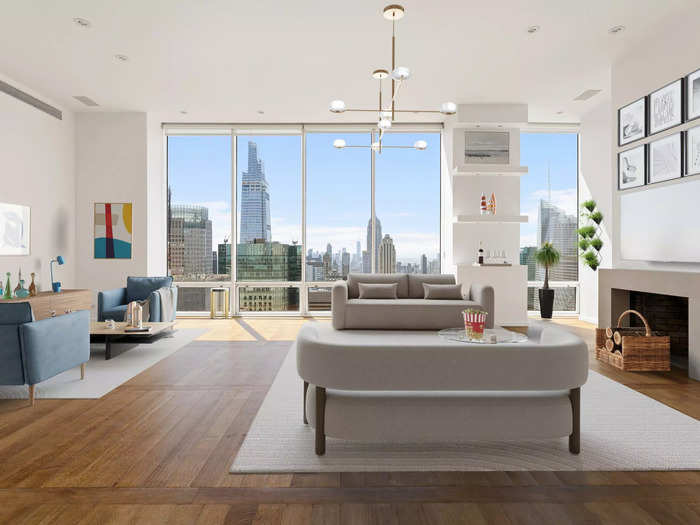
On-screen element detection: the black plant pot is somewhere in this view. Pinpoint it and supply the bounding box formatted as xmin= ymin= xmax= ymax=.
xmin=539 ymin=288 xmax=554 ymax=319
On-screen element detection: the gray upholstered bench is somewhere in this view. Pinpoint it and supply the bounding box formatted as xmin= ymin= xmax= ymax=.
xmin=296 ymin=322 xmax=588 ymax=455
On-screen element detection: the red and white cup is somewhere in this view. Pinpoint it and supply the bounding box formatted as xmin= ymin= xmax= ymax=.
xmin=463 ymin=310 xmax=487 ymax=340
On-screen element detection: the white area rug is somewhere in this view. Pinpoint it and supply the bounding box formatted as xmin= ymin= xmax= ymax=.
xmin=231 ymin=345 xmax=700 ymax=472
xmin=0 ymin=328 xmax=205 ymax=399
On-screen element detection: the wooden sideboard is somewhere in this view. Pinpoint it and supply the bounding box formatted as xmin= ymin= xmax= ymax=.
xmin=3 ymin=289 xmax=93 ymax=320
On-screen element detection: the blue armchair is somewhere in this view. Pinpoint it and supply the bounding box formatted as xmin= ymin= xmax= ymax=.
xmin=98 ymin=276 xmax=178 ymax=322
xmin=0 ymin=302 xmax=89 ymax=405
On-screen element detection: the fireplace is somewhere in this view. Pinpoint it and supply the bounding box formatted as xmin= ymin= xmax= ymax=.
xmin=599 ymin=269 xmax=699 ymax=379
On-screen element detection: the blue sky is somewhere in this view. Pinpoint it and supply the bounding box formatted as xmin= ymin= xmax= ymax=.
xmin=168 ymin=131 xmax=577 ymax=259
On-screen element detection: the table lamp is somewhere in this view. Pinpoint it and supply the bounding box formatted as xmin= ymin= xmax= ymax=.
xmin=50 ymin=255 xmax=64 ymax=293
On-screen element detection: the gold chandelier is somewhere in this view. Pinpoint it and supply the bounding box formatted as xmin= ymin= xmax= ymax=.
xmin=329 ymin=4 xmax=456 ymax=153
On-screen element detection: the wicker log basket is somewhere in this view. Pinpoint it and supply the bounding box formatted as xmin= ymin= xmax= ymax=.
xmin=595 ymin=309 xmax=670 ymax=371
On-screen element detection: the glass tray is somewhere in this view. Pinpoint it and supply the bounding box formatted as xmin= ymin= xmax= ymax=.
xmin=438 ymin=327 xmax=528 ymax=344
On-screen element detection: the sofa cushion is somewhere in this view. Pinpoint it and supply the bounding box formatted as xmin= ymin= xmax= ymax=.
xmin=358 ymin=283 xmax=398 ymax=299
xmin=423 ymin=283 xmax=463 ymax=300
xmin=344 ymin=298 xmax=480 ymax=330
xmin=407 ymin=274 xmax=456 ymax=298
xmin=347 ymin=273 xmax=409 ymax=299
xmin=126 ymin=276 xmax=173 ymax=303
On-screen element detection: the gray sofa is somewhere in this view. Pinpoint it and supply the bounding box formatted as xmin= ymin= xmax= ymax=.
xmin=331 ymin=273 xmax=494 ymax=330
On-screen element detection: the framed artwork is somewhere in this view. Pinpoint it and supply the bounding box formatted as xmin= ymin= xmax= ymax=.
xmin=686 ymin=126 xmax=700 ymax=176
xmin=649 ymin=133 xmax=682 ymax=184
xmin=0 ymin=203 xmax=30 ymax=255
xmin=687 ymin=68 xmax=700 ymax=121
xmin=649 ymin=79 xmax=683 ymax=135
xmin=618 ymin=97 xmax=646 ymax=145
xmin=618 ymin=145 xmax=646 ymax=190
xmin=94 ymin=202 xmax=133 ymax=259
xmin=463 ymin=130 xmax=510 ymax=164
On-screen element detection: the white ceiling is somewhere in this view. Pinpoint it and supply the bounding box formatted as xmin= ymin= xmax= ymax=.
xmin=0 ymin=0 xmax=695 ymax=123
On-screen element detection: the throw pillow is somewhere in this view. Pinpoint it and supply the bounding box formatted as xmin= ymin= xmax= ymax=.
xmin=358 ymin=282 xmax=398 ymax=299
xmin=423 ymin=283 xmax=463 ymax=300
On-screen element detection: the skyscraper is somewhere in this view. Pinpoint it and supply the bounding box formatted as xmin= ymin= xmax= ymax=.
xmin=420 ymin=254 xmax=428 ymax=274
xmin=240 ymin=141 xmax=271 ymax=243
xmin=168 ymin=204 xmax=212 ymax=277
xmin=366 ymin=217 xmax=382 ymax=272
xmin=378 ymin=234 xmax=396 ymax=273
xmin=217 ymin=241 xmax=231 ymax=275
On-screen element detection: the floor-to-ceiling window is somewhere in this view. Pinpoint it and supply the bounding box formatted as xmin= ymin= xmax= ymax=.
xmin=166 ymin=125 xmax=441 ymax=315
xmin=166 ymin=132 xmax=232 ymax=313
xmin=519 ymin=131 xmax=579 ymax=314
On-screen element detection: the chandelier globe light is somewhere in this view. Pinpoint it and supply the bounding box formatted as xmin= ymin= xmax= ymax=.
xmin=328 ymin=4 xmax=456 ymax=153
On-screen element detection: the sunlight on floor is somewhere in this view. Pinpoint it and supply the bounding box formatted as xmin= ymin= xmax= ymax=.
xmin=175 ymin=317 xmax=331 ymax=342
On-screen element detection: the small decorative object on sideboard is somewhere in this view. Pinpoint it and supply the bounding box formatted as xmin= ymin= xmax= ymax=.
xmin=15 ymin=279 xmax=29 ymax=298
xmin=477 ymin=242 xmax=484 ymax=264
xmin=535 ymin=242 xmax=560 ymax=319
xmin=488 ymin=192 xmax=496 ymax=215
xmin=50 ymin=255 xmax=64 ymax=293
xmin=595 ymin=310 xmax=670 ymax=371
xmin=28 ymin=272 xmax=37 ymax=296
xmin=13 ymin=268 xmax=22 ymax=295
xmin=479 ymin=193 xmax=487 ymax=214
xmin=3 ymin=272 xmax=11 ymax=300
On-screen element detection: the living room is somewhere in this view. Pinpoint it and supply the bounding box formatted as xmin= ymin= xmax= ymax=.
xmin=1 ymin=1 xmax=699 ymax=523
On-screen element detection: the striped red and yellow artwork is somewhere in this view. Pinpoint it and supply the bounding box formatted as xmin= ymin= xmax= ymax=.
xmin=94 ymin=203 xmax=132 ymax=259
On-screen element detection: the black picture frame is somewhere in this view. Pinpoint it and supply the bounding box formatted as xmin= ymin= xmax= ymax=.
xmin=648 ymin=79 xmax=684 ymax=136
xmin=618 ymin=97 xmax=647 ymax=146
xmin=647 ymin=132 xmax=683 ymax=185
xmin=686 ymin=68 xmax=700 ymax=123
xmin=618 ymin=144 xmax=646 ymax=191
xmin=685 ymin=126 xmax=700 ymax=177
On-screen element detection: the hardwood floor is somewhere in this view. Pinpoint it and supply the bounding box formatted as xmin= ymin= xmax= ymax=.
xmin=0 ymin=317 xmax=698 ymax=524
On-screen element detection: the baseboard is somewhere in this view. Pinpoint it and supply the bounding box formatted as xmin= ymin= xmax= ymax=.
xmin=578 ymin=314 xmax=597 ymax=325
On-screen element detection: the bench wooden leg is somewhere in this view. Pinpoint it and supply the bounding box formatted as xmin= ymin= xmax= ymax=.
xmin=315 ymin=386 xmax=326 ymax=455
xmin=303 ymin=381 xmax=309 ymax=424
xmin=28 ymin=385 xmax=35 ymax=407
xmin=569 ymin=387 xmax=580 ymax=454
xmin=80 ymin=363 xmax=86 ymax=380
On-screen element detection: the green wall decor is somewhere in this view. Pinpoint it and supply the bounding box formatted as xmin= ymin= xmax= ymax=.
xmin=578 ymin=200 xmax=604 ymax=271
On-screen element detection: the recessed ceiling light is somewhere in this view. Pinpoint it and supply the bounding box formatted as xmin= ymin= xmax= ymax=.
xmin=180 ymin=110 xmax=188 ymax=115
xmin=73 ymin=95 xmax=99 ymax=107
xmin=114 ymin=54 xmax=129 ymax=62
xmin=609 ymin=25 xmax=625 ymax=34
xmin=73 ymin=17 xmax=91 ymax=28
xmin=574 ymin=89 xmax=602 ymax=101
xmin=527 ymin=25 xmax=540 ymax=34
xmin=257 ymin=110 xmax=265 ymax=115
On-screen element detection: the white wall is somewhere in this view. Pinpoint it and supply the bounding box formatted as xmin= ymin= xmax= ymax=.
xmin=611 ymin=16 xmax=700 ymax=273
xmin=578 ymin=99 xmax=613 ymax=324
xmin=75 ymin=113 xmax=148 ymax=297
xmin=0 ymin=74 xmax=75 ymax=292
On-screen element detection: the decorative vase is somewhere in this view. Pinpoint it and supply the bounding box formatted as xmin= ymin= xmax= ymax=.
xmin=3 ymin=273 xmax=11 ymax=300
xmin=539 ymin=288 xmax=555 ymax=319
xmin=15 ymin=280 xmax=29 ymax=298
xmin=29 ymin=273 xmax=37 ymax=296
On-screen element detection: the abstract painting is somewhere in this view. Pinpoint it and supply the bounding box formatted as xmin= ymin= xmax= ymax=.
xmin=464 ymin=130 xmax=509 ymax=164
xmin=649 ymin=134 xmax=681 ymax=184
xmin=94 ymin=203 xmax=132 ymax=259
xmin=0 ymin=203 xmax=30 ymax=255
xmin=618 ymin=98 xmax=646 ymax=145
xmin=649 ymin=80 xmax=682 ymax=134
xmin=618 ymin=145 xmax=646 ymax=190
xmin=687 ymin=69 xmax=700 ymax=121
xmin=687 ymin=126 xmax=700 ymax=176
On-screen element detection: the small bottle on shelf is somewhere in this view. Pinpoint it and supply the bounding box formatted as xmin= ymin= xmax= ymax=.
xmin=477 ymin=242 xmax=484 ymax=265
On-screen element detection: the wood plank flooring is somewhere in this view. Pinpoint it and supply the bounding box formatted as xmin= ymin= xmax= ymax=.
xmin=0 ymin=317 xmax=698 ymax=524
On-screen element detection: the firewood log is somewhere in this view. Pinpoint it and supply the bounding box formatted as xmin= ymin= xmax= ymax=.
xmin=604 ymin=339 xmax=615 ymax=352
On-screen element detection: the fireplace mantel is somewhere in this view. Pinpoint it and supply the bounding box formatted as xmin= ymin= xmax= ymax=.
xmin=598 ymin=269 xmax=700 ymax=380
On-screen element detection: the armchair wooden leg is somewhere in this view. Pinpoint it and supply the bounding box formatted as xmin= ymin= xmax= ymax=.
xmin=80 ymin=363 xmax=86 ymax=380
xmin=303 ymin=381 xmax=309 ymax=424
xmin=569 ymin=387 xmax=581 ymax=454
xmin=28 ymin=385 xmax=35 ymax=407
xmin=315 ymin=386 xmax=326 ymax=456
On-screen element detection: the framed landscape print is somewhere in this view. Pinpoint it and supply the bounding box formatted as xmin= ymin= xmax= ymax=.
xmin=649 ymin=79 xmax=683 ymax=135
xmin=686 ymin=126 xmax=700 ymax=176
xmin=0 ymin=203 xmax=30 ymax=255
xmin=687 ymin=68 xmax=700 ymax=121
xmin=649 ymin=133 xmax=682 ymax=184
xmin=463 ymin=130 xmax=510 ymax=164
xmin=618 ymin=145 xmax=646 ymax=190
xmin=94 ymin=202 xmax=133 ymax=259
xmin=618 ymin=97 xmax=646 ymax=145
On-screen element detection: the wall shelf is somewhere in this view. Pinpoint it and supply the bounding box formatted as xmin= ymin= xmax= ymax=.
xmin=454 ymin=214 xmax=528 ymax=224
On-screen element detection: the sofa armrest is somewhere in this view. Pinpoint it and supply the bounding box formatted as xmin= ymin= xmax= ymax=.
xmin=19 ymin=310 xmax=90 ymax=385
xmin=331 ymin=280 xmax=349 ymax=330
xmin=148 ymin=286 xmax=178 ymax=322
xmin=98 ymin=287 xmax=127 ymax=321
xmin=468 ymin=284 xmax=495 ymax=329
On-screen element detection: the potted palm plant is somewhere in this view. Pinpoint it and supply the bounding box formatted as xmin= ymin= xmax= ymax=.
xmin=535 ymin=242 xmax=561 ymax=319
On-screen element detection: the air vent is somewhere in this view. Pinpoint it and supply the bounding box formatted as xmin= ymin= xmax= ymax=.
xmin=0 ymin=79 xmax=62 ymax=120
xmin=73 ymin=95 xmax=99 ymax=107
xmin=573 ymin=89 xmax=602 ymax=101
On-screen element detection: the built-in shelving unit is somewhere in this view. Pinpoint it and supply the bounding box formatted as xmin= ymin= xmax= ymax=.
xmin=454 ymin=214 xmax=528 ymax=224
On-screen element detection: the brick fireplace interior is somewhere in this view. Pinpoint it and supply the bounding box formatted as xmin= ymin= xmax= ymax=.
xmin=614 ymin=289 xmax=689 ymax=369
